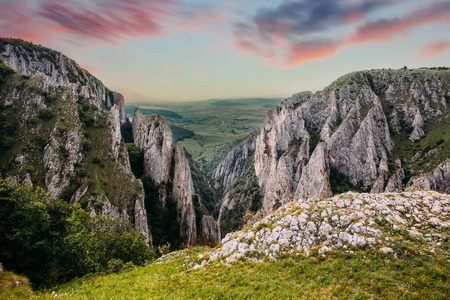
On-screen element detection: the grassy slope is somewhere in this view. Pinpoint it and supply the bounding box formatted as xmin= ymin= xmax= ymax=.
xmin=0 ymin=270 xmax=33 ymax=299
xmin=33 ymin=246 xmax=449 ymax=299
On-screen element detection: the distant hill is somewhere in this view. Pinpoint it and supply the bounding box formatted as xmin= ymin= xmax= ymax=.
xmin=208 ymin=98 xmax=283 ymax=107
xmin=125 ymin=105 xmax=183 ymax=120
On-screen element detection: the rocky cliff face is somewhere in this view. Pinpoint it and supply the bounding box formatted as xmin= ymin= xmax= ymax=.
xmin=0 ymin=40 xmax=127 ymax=124
xmin=133 ymin=112 xmax=173 ymax=186
xmin=407 ymin=159 xmax=450 ymax=193
xmin=173 ymin=142 xmax=197 ymax=245
xmin=132 ymin=108 xmax=199 ymax=245
xmin=212 ymin=69 xmax=449 ymax=233
xmin=210 ymin=133 xmax=262 ymax=236
xmin=200 ymin=215 xmax=221 ymax=241
xmin=252 ymin=69 xmax=449 ymax=216
xmin=0 ymin=38 xmax=149 ymax=243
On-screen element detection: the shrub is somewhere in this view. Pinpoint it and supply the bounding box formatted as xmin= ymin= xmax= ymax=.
xmin=82 ymin=139 xmax=91 ymax=151
xmin=28 ymin=117 xmax=38 ymax=125
xmin=0 ymin=179 xmax=155 ymax=287
xmin=38 ymin=108 xmax=54 ymax=120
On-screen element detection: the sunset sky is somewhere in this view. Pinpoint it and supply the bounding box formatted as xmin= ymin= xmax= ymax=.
xmin=1 ymin=0 xmax=449 ymax=104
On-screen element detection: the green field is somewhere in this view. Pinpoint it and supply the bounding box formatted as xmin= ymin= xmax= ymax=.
xmin=126 ymin=98 xmax=282 ymax=160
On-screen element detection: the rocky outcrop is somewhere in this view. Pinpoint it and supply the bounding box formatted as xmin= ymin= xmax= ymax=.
xmin=385 ymin=169 xmax=405 ymax=193
xmin=200 ymin=215 xmax=221 ymax=241
xmin=212 ymin=133 xmax=257 ymax=189
xmin=109 ymin=105 xmax=123 ymax=159
xmin=43 ymin=120 xmax=84 ymax=198
xmin=132 ymin=108 xmax=200 ymax=245
xmin=0 ymin=38 xmax=150 ymax=243
xmin=0 ymin=41 xmax=128 ymax=123
xmin=134 ymin=182 xmax=152 ymax=246
xmin=132 ymin=107 xmax=143 ymax=139
xmin=195 ymin=191 xmax=449 ymax=266
xmin=294 ymin=142 xmax=332 ymax=201
xmin=407 ymin=159 xmax=450 ymax=193
xmin=250 ymin=69 xmax=449 ymax=218
xmin=173 ymin=142 xmax=197 ymax=245
xmin=133 ymin=111 xmax=173 ymax=185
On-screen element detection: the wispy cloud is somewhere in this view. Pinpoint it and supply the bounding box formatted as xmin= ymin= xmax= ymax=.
xmin=232 ymin=0 xmax=450 ymax=67
xmin=414 ymin=41 xmax=450 ymax=59
xmin=346 ymin=2 xmax=450 ymax=45
xmin=0 ymin=0 xmax=222 ymax=44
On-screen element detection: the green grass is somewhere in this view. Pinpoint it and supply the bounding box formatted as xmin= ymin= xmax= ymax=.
xmin=0 ymin=270 xmax=33 ymax=299
xmin=31 ymin=246 xmax=450 ymax=299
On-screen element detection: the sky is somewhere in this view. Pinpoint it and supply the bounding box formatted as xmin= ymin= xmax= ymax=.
xmin=1 ymin=0 xmax=449 ymax=104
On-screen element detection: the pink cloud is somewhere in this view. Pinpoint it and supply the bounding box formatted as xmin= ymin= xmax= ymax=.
xmin=346 ymin=4 xmax=450 ymax=45
xmin=283 ymin=42 xmax=339 ymax=68
xmin=415 ymin=41 xmax=450 ymax=59
xmin=233 ymin=2 xmax=450 ymax=68
xmin=235 ymin=39 xmax=261 ymax=56
xmin=39 ymin=1 xmax=172 ymax=41
xmin=1 ymin=0 xmax=223 ymax=46
xmin=0 ymin=0 xmax=52 ymax=45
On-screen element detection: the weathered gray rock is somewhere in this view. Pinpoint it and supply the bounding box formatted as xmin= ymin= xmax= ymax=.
xmin=294 ymin=142 xmax=332 ymax=200
xmin=213 ymin=133 xmax=257 ymax=189
xmin=109 ymin=104 xmax=122 ymax=159
xmin=0 ymin=39 xmax=150 ymax=243
xmin=1 ymin=42 xmax=128 ymax=116
xmin=132 ymin=107 xmax=143 ymax=139
xmin=407 ymin=159 xmax=450 ymax=193
xmin=134 ymin=180 xmax=152 ymax=245
xmin=173 ymin=142 xmax=197 ymax=245
xmin=195 ymin=191 xmax=449 ymax=266
xmin=43 ymin=122 xmax=83 ymax=198
xmin=385 ymin=169 xmax=405 ymax=193
xmin=133 ymin=110 xmax=173 ymax=184
xmin=200 ymin=215 xmax=221 ymax=241
xmin=224 ymin=69 xmax=449 ymax=222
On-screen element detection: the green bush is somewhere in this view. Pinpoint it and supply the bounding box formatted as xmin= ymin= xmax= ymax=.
xmin=0 ymin=179 xmax=155 ymax=288
xmin=28 ymin=117 xmax=38 ymax=125
xmin=38 ymin=108 xmax=54 ymax=120
xmin=82 ymin=139 xmax=91 ymax=151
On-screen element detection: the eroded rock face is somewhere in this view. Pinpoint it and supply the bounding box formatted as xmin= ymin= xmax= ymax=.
xmin=173 ymin=142 xmax=197 ymax=245
xmin=213 ymin=133 xmax=257 ymax=189
xmin=251 ymin=69 xmax=449 ymax=217
xmin=407 ymin=159 xmax=450 ymax=193
xmin=132 ymin=109 xmax=201 ymax=245
xmin=1 ymin=43 xmax=128 ymax=121
xmin=133 ymin=110 xmax=173 ymax=184
xmin=200 ymin=215 xmax=221 ymax=241
xmin=0 ymin=39 xmax=150 ymax=243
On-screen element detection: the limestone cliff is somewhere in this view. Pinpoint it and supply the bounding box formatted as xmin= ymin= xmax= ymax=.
xmin=213 ymin=68 xmax=449 ymax=232
xmin=173 ymin=142 xmax=197 ymax=245
xmin=132 ymin=108 xmax=199 ymax=245
xmin=200 ymin=215 xmax=221 ymax=241
xmin=0 ymin=38 xmax=149 ymax=243
xmin=133 ymin=112 xmax=173 ymax=185
xmin=407 ymin=159 xmax=450 ymax=193
xmin=211 ymin=133 xmax=262 ymax=236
